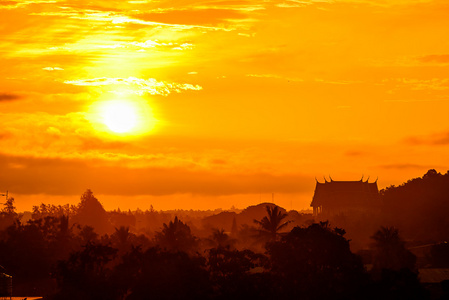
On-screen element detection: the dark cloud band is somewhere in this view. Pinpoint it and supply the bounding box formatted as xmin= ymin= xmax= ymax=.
xmin=0 ymin=93 xmax=21 ymax=101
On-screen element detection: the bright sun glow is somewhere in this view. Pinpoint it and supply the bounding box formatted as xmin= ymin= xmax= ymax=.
xmin=89 ymin=98 xmax=157 ymax=136
xmin=102 ymin=101 xmax=138 ymax=133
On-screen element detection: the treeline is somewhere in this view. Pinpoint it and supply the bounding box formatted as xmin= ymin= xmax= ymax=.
xmin=0 ymin=192 xmax=433 ymax=299
xmin=2 ymin=170 xmax=449 ymax=298
xmin=381 ymin=169 xmax=449 ymax=242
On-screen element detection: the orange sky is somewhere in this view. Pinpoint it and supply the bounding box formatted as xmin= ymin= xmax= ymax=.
xmin=1 ymin=0 xmax=449 ymax=212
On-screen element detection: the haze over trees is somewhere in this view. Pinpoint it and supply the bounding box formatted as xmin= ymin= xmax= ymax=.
xmin=0 ymin=170 xmax=448 ymax=298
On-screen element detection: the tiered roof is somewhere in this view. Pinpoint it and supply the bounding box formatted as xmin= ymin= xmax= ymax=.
xmin=311 ymin=177 xmax=379 ymax=208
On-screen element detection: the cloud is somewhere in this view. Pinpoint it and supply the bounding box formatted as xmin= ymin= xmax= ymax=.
xmin=246 ymin=74 xmax=304 ymax=82
xmin=0 ymin=0 xmax=60 ymax=9
xmin=0 ymin=93 xmax=21 ymax=101
xmin=246 ymin=74 xmax=361 ymax=85
xmin=95 ymin=40 xmax=194 ymax=51
xmin=418 ymin=54 xmax=449 ymax=64
xmin=0 ymin=153 xmax=312 ymax=196
xmin=130 ymin=7 xmax=260 ymax=29
xmin=129 ymin=1 xmax=266 ymax=13
xmin=344 ymin=150 xmax=366 ymax=157
xmin=378 ymin=163 xmax=431 ymax=170
xmin=30 ymin=8 xmax=233 ymax=31
xmin=405 ymin=131 xmax=449 ymax=146
xmin=383 ymin=78 xmax=449 ymax=91
xmin=42 ymin=67 xmax=64 ymax=71
xmin=64 ymin=77 xmax=202 ymax=96
xmin=275 ymin=0 xmax=333 ymax=8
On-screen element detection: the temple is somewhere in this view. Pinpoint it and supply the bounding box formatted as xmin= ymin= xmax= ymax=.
xmin=311 ymin=176 xmax=380 ymax=216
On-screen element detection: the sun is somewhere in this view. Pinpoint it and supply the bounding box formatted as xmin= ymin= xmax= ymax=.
xmin=101 ymin=100 xmax=138 ymax=133
xmin=88 ymin=98 xmax=157 ymax=136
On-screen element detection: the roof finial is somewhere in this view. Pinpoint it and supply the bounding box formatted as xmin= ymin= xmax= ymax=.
xmin=324 ymin=176 xmax=328 ymax=183
xmin=366 ymin=176 xmax=370 ymax=183
xmin=329 ymin=175 xmax=333 ymax=182
xmin=315 ymin=177 xmax=320 ymax=184
xmin=361 ymin=175 xmax=364 ymax=182
xmin=374 ymin=176 xmax=378 ymax=183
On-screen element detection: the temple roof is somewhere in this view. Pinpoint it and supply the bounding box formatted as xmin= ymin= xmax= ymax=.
xmin=311 ymin=178 xmax=379 ymax=208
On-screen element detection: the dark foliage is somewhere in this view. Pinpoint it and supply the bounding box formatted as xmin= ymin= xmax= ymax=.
xmin=267 ymin=222 xmax=367 ymax=300
xmin=52 ymin=242 xmax=119 ymax=300
xmin=370 ymin=226 xmax=416 ymax=272
xmin=115 ymin=247 xmax=212 ymax=300
xmin=430 ymin=242 xmax=449 ymax=268
xmin=154 ymin=216 xmax=198 ymax=253
xmin=207 ymin=247 xmax=272 ymax=299
xmin=381 ymin=169 xmax=449 ymax=241
xmin=0 ymin=186 xmax=439 ymax=299
xmin=367 ymin=268 xmax=430 ymax=300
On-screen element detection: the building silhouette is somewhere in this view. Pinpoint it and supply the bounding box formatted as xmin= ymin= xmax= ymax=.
xmin=311 ymin=177 xmax=379 ymax=216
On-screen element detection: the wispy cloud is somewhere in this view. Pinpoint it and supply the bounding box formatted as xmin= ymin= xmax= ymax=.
xmin=42 ymin=67 xmax=64 ymax=71
xmin=246 ymin=74 xmax=304 ymax=82
xmin=0 ymin=0 xmax=60 ymax=10
xmin=30 ymin=8 xmax=234 ymax=31
xmin=378 ymin=163 xmax=433 ymax=170
xmin=0 ymin=152 xmax=311 ymax=196
xmin=95 ymin=40 xmax=194 ymax=51
xmin=275 ymin=0 xmax=333 ymax=8
xmin=418 ymin=54 xmax=449 ymax=64
xmin=0 ymin=93 xmax=21 ymax=101
xmin=383 ymin=78 xmax=449 ymax=91
xmin=406 ymin=131 xmax=449 ymax=146
xmin=64 ymin=77 xmax=202 ymax=96
xmin=126 ymin=1 xmax=266 ymax=12
xmin=246 ymin=74 xmax=360 ymax=85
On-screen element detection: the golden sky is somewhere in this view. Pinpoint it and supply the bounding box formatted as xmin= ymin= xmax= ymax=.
xmin=1 ymin=0 xmax=449 ymax=211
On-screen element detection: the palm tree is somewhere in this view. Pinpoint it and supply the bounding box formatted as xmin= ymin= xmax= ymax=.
xmin=114 ymin=226 xmax=130 ymax=250
xmin=254 ymin=205 xmax=292 ymax=241
xmin=208 ymin=228 xmax=236 ymax=249
xmin=371 ymin=226 xmax=401 ymax=248
xmin=371 ymin=226 xmax=416 ymax=271
xmin=154 ymin=216 xmax=197 ymax=252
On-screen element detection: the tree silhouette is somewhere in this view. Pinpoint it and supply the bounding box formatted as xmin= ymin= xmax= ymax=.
xmin=154 ymin=216 xmax=197 ymax=253
xmin=115 ymin=247 xmax=212 ymax=300
xmin=206 ymin=228 xmax=236 ymax=249
xmin=267 ymin=223 xmax=367 ymax=300
xmin=370 ymin=226 xmax=416 ymax=272
xmin=254 ymin=205 xmax=291 ymax=241
xmin=380 ymin=169 xmax=449 ymax=241
xmin=53 ymin=242 xmax=119 ymax=300
xmin=72 ymin=189 xmax=112 ymax=235
xmin=1 ymin=197 xmax=16 ymax=216
xmin=114 ymin=226 xmax=130 ymax=245
xmin=0 ymin=197 xmax=17 ymax=230
xmin=111 ymin=226 xmax=134 ymax=253
xmin=207 ymin=247 xmax=271 ymax=299
xmin=78 ymin=225 xmax=98 ymax=245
